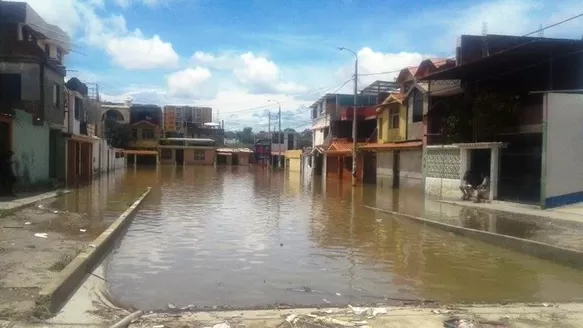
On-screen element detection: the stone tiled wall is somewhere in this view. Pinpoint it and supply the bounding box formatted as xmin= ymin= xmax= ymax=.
xmin=425 ymin=147 xmax=460 ymax=179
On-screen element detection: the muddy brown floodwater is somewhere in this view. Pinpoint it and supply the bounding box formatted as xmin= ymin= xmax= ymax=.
xmin=101 ymin=166 xmax=583 ymax=311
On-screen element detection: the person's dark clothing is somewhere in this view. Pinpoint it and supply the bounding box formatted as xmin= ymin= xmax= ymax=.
xmin=0 ymin=151 xmax=16 ymax=196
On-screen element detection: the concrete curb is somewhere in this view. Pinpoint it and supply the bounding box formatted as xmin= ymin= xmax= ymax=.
xmin=37 ymin=187 xmax=152 ymax=314
xmin=365 ymin=205 xmax=583 ymax=270
xmin=0 ymin=189 xmax=72 ymax=214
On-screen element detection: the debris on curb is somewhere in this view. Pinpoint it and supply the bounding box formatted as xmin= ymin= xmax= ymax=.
xmin=34 ymin=233 xmax=48 ymax=238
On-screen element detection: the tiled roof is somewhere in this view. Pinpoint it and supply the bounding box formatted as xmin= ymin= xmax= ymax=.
xmin=325 ymin=139 xmax=353 ymax=155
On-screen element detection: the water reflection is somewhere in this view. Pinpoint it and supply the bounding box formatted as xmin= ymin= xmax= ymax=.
xmin=105 ymin=166 xmax=583 ymax=310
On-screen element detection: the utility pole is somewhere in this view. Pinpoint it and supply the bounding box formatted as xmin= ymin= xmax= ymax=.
xmin=339 ymin=47 xmax=358 ymax=186
xmin=269 ymin=100 xmax=283 ymax=169
xmin=268 ymin=110 xmax=272 ymax=168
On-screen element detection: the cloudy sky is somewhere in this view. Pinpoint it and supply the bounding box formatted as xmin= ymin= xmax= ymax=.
xmin=21 ymin=0 xmax=583 ymax=131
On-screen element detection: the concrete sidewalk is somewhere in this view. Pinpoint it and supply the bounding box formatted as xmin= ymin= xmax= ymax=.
xmin=0 ymin=190 xmax=71 ymax=212
xmin=439 ymin=198 xmax=583 ymax=224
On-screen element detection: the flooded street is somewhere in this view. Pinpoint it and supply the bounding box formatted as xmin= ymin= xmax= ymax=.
xmin=90 ymin=166 xmax=583 ymax=311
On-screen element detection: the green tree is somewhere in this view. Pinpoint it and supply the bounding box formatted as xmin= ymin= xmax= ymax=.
xmin=298 ymin=128 xmax=312 ymax=148
xmin=104 ymin=120 xmax=133 ymax=148
xmin=236 ymin=127 xmax=255 ymax=144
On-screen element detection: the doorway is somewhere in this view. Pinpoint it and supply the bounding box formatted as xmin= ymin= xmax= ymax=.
xmin=0 ymin=121 xmax=10 ymax=153
xmin=175 ymin=149 xmax=184 ymax=165
xmin=470 ymin=149 xmax=491 ymax=182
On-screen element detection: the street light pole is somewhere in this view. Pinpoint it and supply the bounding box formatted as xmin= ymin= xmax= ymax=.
xmin=339 ymin=47 xmax=358 ymax=186
xmin=269 ymin=100 xmax=283 ymax=169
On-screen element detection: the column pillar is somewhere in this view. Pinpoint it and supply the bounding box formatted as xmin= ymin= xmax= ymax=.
xmin=490 ymin=146 xmax=500 ymax=200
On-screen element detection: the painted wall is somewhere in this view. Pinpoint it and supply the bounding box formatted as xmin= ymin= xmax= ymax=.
xmin=400 ymin=149 xmax=423 ymax=182
xmin=285 ymin=150 xmax=302 ymax=172
xmin=11 ymin=109 xmax=50 ymax=187
xmin=379 ymin=104 xmax=407 ymax=143
xmin=184 ymin=148 xmax=215 ymax=165
xmin=543 ymin=93 xmax=583 ymax=208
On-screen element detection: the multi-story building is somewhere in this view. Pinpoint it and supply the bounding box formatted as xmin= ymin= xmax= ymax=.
xmin=0 ymin=1 xmax=70 ymax=188
xmin=310 ymin=81 xmax=398 ymax=182
xmin=64 ymin=78 xmax=124 ymax=185
xmin=163 ymin=106 xmax=212 ymax=135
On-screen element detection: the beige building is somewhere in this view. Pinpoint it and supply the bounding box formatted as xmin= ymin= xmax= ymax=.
xmin=163 ymin=106 xmax=213 ymax=134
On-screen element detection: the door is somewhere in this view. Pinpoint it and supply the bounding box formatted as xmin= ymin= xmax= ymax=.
xmin=392 ymin=150 xmax=400 ymax=188
xmin=175 ymin=149 xmax=184 ymax=165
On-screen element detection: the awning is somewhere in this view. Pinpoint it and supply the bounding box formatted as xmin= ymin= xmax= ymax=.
xmin=69 ymin=134 xmax=99 ymax=143
xmin=360 ymin=140 xmax=423 ymax=151
xmin=122 ymin=150 xmax=158 ymax=155
xmin=325 ymin=139 xmax=353 ymax=156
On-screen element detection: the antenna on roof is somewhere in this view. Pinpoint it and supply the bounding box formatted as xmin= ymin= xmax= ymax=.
xmin=482 ymin=21 xmax=489 ymax=57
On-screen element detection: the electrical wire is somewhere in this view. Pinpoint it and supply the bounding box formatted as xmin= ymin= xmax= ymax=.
xmin=357 ymin=12 xmax=583 ymax=78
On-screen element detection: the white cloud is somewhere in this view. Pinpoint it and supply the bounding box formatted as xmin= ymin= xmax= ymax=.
xmin=167 ymin=67 xmax=212 ymax=98
xmin=114 ymin=0 xmax=175 ymax=8
xmin=193 ymin=51 xmax=308 ymax=94
xmin=336 ymin=47 xmax=431 ymax=89
xmin=234 ymin=52 xmax=280 ymax=90
xmin=106 ymin=32 xmax=180 ymax=70
xmin=22 ymin=0 xmax=179 ymax=70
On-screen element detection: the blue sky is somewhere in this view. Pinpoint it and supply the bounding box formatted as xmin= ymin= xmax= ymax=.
xmin=23 ymin=0 xmax=583 ymax=130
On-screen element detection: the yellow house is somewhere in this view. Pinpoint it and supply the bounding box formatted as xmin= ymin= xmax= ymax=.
xmin=126 ymin=120 xmax=162 ymax=165
xmin=284 ymin=149 xmax=302 ymax=172
xmin=377 ymin=93 xmax=407 ymax=143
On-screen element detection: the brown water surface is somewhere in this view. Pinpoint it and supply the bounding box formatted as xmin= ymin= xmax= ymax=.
xmin=97 ymin=166 xmax=583 ymax=310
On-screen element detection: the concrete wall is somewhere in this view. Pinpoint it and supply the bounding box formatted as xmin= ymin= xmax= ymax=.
xmin=0 ymin=62 xmax=40 ymax=101
xmin=43 ymin=66 xmax=66 ymax=127
xmin=400 ymin=148 xmax=423 ymax=184
xmin=184 ymin=148 xmax=215 ymax=165
xmin=376 ymin=148 xmax=422 ymax=187
xmin=377 ymin=151 xmax=393 ymax=180
xmin=12 ymin=109 xmax=50 ymax=187
xmin=63 ymin=90 xmax=81 ymax=135
xmin=543 ymin=93 xmax=583 ymax=208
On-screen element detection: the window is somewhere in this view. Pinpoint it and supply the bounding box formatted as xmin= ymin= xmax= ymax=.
xmin=0 ymin=74 xmax=22 ymax=101
xmin=411 ymin=90 xmax=423 ymax=123
xmin=142 ymin=129 xmax=155 ymax=139
xmin=389 ymin=107 xmax=399 ymax=129
xmin=44 ymin=44 xmax=50 ymax=56
xmin=74 ymin=97 xmax=81 ymax=120
xmin=56 ymin=48 xmax=63 ymax=63
xmin=194 ymin=150 xmax=205 ymax=161
xmin=52 ymin=84 xmax=60 ymax=107
xmin=131 ymin=129 xmax=138 ymax=139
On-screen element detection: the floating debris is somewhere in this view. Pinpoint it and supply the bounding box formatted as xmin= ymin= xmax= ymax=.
xmin=24 ymin=222 xmax=31 ymax=225
xmin=34 ymin=233 xmax=48 ymax=239
xmin=167 ymin=303 xmax=176 ymax=309
xmin=443 ymin=318 xmax=474 ymax=328
xmin=80 ymin=229 xmax=87 ymax=232
xmin=348 ymin=305 xmax=389 ymax=318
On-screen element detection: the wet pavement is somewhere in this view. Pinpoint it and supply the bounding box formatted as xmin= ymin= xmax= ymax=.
xmin=99 ymin=166 xmax=583 ymax=311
